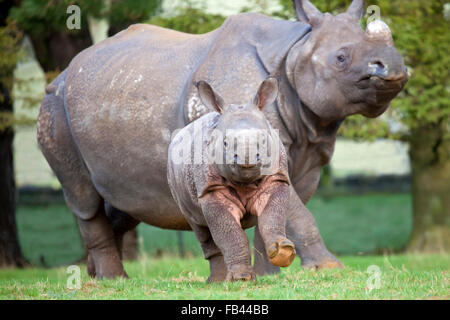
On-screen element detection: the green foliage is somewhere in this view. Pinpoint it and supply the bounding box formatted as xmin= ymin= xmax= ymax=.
xmin=9 ymin=0 xmax=102 ymax=36
xmin=337 ymin=115 xmax=394 ymax=141
xmin=375 ymin=0 xmax=450 ymax=136
xmin=0 ymin=113 xmax=36 ymax=132
xmin=0 ymin=21 xmax=22 ymax=132
xmin=148 ymin=6 xmax=225 ymax=34
xmin=0 ymin=21 xmax=22 ymax=94
xmin=9 ymin=0 xmax=162 ymax=36
xmin=276 ymin=0 xmax=355 ymax=19
xmin=109 ymin=0 xmax=162 ymax=28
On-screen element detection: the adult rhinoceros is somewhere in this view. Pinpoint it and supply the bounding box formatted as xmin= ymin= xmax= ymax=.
xmin=37 ymin=0 xmax=408 ymax=279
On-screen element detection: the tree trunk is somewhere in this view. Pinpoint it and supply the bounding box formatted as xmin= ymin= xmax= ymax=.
xmin=30 ymin=31 xmax=92 ymax=72
xmin=407 ymin=121 xmax=450 ymax=252
xmin=0 ymin=83 xmax=28 ymax=268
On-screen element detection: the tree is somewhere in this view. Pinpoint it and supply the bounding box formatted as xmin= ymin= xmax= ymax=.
xmin=383 ymin=0 xmax=449 ymax=252
xmin=0 ymin=0 xmax=28 ymax=267
xmin=279 ymin=0 xmax=449 ymax=252
xmin=10 ymin=0 xmax=162 ymax=71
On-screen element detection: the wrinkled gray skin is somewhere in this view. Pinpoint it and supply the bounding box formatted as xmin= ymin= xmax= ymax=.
xmin=168 ymin=78 xmax=296 ymax=281
xmin=37 ymin=0 xmax=408 ymax=279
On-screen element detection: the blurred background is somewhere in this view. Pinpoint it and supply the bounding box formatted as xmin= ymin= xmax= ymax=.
xmin=0 ymin=0 xmax=448 ymax=268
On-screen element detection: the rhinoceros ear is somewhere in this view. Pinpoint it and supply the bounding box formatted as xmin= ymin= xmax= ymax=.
xmin=346 ymin=0 xmax=365 ymax=21
xmin=196 ymin=81 xmax=225 ymax=114
xmin=253 ymin=77 xmax=279 ymax=110
xmin=292 ymin=0 xmax=323 ymax=26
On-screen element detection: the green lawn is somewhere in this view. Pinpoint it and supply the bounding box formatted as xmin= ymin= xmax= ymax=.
xmin=4 ymin=193 xmax=448 ymax=299
xmin=16 ymin=193 xmax=412 ymax=266
xmin=0 ymin=254 xmax=448 ymax=299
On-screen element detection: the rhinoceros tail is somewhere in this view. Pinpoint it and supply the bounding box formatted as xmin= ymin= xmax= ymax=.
xmin=37 ymin=70 xmax=68 ymax=153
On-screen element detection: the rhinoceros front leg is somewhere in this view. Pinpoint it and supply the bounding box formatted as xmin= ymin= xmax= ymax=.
xmin=254 ymin=185 xmax=343 ymax=274
xmin=104 ymin=203 xmax=140 ymax=260
xmin=200 ymin=193 xmax=256 ymax=282
xmin=284 ymin=186 xmax=343 ymax=270
xmin=256 ymin=184 xmax=295 ymax=268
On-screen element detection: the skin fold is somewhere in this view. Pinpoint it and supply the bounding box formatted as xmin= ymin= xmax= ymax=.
xmin=37 ymin=0 xmax=408 ymax=278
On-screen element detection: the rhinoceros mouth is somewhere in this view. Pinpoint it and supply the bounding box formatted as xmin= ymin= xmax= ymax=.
xmin=228 ymin=167 xmax=263 ymax=185
xmin=356 ymin=74 xmax=407 ymax=92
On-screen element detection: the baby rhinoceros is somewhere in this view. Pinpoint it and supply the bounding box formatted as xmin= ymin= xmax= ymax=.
xmin=168 ymin=77 xmax=295 ymax=282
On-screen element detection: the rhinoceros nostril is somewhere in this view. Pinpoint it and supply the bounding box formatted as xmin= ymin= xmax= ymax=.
xmin=373 ymin=61 xmax=385 ymax=69
xmin=368 ymin=60 xmax=388 ymax=78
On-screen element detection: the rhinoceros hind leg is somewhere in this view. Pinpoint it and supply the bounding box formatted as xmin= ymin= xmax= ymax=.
xmin=37 ymin=86 xmax=126 ymax=279
xmin=77 ymin=205 xmax=128 ymax=279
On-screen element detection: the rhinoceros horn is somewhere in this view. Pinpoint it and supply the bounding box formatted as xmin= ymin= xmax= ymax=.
xmin=366 ymin=20 xmax=394 ymax=47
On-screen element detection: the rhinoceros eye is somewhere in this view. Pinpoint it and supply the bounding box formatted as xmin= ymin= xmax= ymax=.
xmin=223 ymin=141 xmax=228 ymax=147
xmin=335 ymin=48 xmax=350 ymax=68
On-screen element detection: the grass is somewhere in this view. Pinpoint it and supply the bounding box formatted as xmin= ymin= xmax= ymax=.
xmin=0 ymin=254 xmax=448 ymax=299
xmin=5 ymin=193 xmax=448 ymax=299
xmin=16 ymin=193 xmax=412 ymax=267
xmin=310 ymin=193 xmax=412 ymax=254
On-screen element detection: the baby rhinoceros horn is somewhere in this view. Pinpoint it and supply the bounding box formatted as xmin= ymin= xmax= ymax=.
xmin=366 ymin=20 xmax=393 ymax=47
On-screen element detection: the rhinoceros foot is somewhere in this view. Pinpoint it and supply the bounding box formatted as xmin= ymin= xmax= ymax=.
xmin=302 ymin=258 xmax=344 ymax=270
xmin=299 ymin=243 xmax=344 ymax=270
xmin=225 ymin=265 xmax=257 ymax=282
xmin=87 ymin=250 xmax=129 ymax=280
xmin=267 ymin=238 xmax=296 ymax=267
